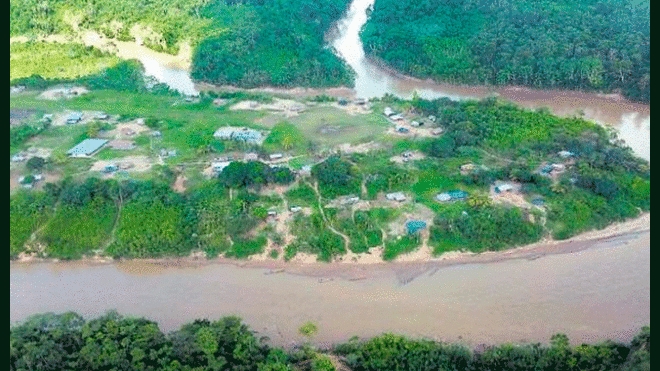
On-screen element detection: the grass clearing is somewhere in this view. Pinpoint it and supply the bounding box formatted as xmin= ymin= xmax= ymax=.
xmin=10 ymin=42 xmax=121 ymax=81
xmin=283 ymin=106 xmax=390 ymax=146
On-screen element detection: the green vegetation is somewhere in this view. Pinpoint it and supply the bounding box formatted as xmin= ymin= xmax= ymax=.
xmin=382 ymin=234 xmax=421 ymax=261
xmin=219 ymin=161 xmax=295 ymax=188
xmin=11 ymin=0 xmax=354 ymax=88
xmin=10 ymin=42 xmax=120 ymax=81
xmin=429 ymin=205 xmax=544 ymax=254
xmin=362 ymin=0 xmax=650 ymax=103
xmin=40 ymin=197 xmax=117 ymax=259
xmin=10 ymin=191 xmax=56 ymax=259
xmin=192 ymin=0 xmax=354 ymax=87
xmin=312 ymin=156 xmax=361 ymax=198
xmin=10 ymin=311 xmax=651 ymax=371
xmin=299 ymin=321 xmax=319 ymax=337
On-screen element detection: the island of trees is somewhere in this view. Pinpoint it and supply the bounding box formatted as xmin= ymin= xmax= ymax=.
xmin=10 ymin=311 xmax=650 ymax=371
xmin=361 ymin=0 xmax=650 ymax=103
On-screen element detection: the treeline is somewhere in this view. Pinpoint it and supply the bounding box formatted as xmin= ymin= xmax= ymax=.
xmin=362 ymin=0 xmax=650 ymax=103
xmin=11 ymin=59 xmax=180 ymax=96
xmin=10 ymin=0 xmax=355 ymax=88
xmin=191 ymin=0 xmax=354 ymax=87
xmin=9 ymin=0 xmax=211 ymax=54
xmin=9 ymin=170 xmax=294 ymax=260
xmin=10 ymin=311 xmax=650 ymax=371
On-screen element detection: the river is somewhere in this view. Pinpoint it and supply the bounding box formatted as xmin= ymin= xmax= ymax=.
xmin=10 ymin=0 xmax=650 ymax=346
xmin=10 ymin=229 xmax=649 ymax=347
xmin=330 ymin=0 xmax=650 ymax=161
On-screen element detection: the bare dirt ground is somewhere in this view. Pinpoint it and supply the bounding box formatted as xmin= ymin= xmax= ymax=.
xmin=172 ymin=175 xmax=187 ymax=193
xmin=90 ymin=156 xmax=153 ymax=173
xmin=49 ymin=110 xmax=107 ymax=127
xmin=10 ymin=109 xmax=37 ymax=127
xmin=102 ymin=121 xmax=149 ymax=138
xmin=331 ymin=102 xmax=372 ymax=115
xmin=39 ymin=86 xmax=89 ymax=101
xmin=334 ymin=141 xmax=382 ymax=154
xmin=229 ymin=98 xmax=307 ymax=117
xmin=196 ymin=83 xmax=355 ymax=99
xmin=390 ymin=150 xmax=426 ymax=164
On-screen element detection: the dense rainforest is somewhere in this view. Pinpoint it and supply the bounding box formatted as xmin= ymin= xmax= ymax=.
xmin=10 ymin=311 xmax=650 ymax=371
xmin=361 ymin=0 xmax=650 ymax=103
xmin=10 ymin=0 xmax=354 ymax=88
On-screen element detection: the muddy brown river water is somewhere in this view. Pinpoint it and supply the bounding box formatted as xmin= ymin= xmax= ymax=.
xmin=10 ymin=230 xmax=649 ymax=347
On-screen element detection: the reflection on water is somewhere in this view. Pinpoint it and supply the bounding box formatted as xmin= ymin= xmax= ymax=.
xmin=10 ymin=233 xmax=650 ymax=347
xmin=330 ymin=0 xmax=650 ymax=161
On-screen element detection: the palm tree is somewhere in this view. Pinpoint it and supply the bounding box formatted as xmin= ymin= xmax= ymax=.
xmin=467 ymin=192 xmax=491 ymax=208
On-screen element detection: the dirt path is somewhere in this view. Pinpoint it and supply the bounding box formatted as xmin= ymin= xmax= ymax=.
xmin=309 ymin=181 xmax=351 ymax=253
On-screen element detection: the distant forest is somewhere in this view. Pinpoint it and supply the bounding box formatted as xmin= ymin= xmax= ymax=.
xmin=10 ymin=0 xmax=354 ymax=88
xmin=361 ymin=0 xmax=650 ymax=103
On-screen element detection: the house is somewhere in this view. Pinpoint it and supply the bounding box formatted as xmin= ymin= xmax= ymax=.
xmin=290 ymin=206 xmax=302 ymax=213
xmin=96 ymin=113 xmax=109 ymax=120
xmin=168 ymin=150 xmax=177 ymax=157
xmin=552 ymin=163 xmax=566 ymax=172
xmin=383 ymin=107 xmax=395 ymax=117
xmin=406 ymin=220 xmax=427 ymax=235
xmin=494 ymin=183 xmax=514 ymax=193
xmin=355 ymin=98 xmax=367 ymax=105
xmin=531 ymin=197 xmax=545 ymax=206
xmin=67 ymin=139 xmax=108 ymax=157
xmin=41 ymin=114 xmax=53 ymax=122
xmin=267 ymin=210 xmax=278 ymax=218
xmin=66 ymin=111 xmax=83 ymax=124
xmin=213 ymin=126 xmax=264 ymax=145
xmin=212 ymin=161 xmax=231 ymax=173
xmin=539 ymin=164 xmax=554 ymax=175
xmin=436 ymin=190 xmax=468 ymax=202
xmin=390 ymin=114 xmax=404 ymax=121
xmin=269 ymin=153 xmax=283 ymax=161
xmin=386 ymin=192 xmax=406 ymax=202
xmin=558 ymin=150 xmax=575 ymax=159
xmin=121 ymin=128 xmax=136 ymax=136
xmin=151 ymin=130 xmax=162 ymax=137
xmin=347 ymin=196 xmax=360 ymax=204
xmin=299 ymin=165 xmax=313 ymax=176
xmin=102 ymin=164 xmax=118 ymax=173
xmin=396 ymin=126 xmax=409 ymax=133
xmin=402 ymin=151 xmax=413 ymax=158
xmin=244 ymin=153 xmax=259 ymax=161
xmin=11 ymin=154 xmax=27 ymax=162
xmin=428 ymin=115 xmax=437 ymax=122
xmin=410 ymin=121 xmax=423 ymax=127
xmin=431 ymin=128 xmax=444 ymax=135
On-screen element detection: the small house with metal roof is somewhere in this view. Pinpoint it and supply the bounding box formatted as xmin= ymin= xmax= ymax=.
xmin=67 ymin=139 xmax=108 ymax=158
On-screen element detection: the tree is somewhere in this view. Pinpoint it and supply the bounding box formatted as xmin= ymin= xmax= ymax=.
xmin=26 ymin=156 xmax=45 ymax=171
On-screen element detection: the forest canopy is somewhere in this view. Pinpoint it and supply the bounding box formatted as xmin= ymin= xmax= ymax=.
xmin=10 ymin=0 xmax=355 ymax=88
xmin=361 ymin=0 xmax=650 ymax=102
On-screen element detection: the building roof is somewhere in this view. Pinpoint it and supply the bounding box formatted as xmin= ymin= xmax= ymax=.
xmin=67 ymin=111 xmax=83 ymax=121
xmin=67 ymin=139 xmax=108 ymax=156
xmin=406 ymin=220 xmax=427 ymax=234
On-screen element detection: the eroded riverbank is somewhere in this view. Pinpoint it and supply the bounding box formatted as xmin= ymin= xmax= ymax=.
xmin=11 ymin=214 xmax=650 ymax=348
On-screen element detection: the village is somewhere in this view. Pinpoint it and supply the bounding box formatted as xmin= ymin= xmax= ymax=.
xmin=9 ymin=84 xmax=586 ymax=262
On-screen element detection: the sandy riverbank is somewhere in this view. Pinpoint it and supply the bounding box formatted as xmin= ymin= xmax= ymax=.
xmin=12 ymin=213 xmax=650 ymax=281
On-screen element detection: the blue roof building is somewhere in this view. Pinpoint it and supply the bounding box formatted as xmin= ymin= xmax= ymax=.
xmin=406 ymin=220 xmax=427 ymax=235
